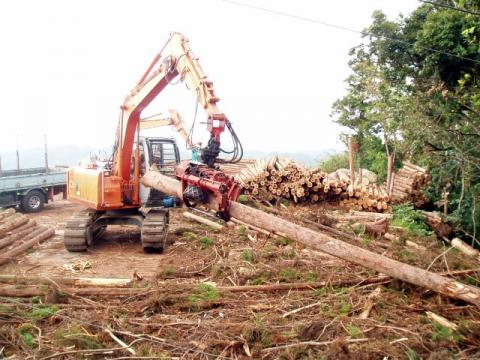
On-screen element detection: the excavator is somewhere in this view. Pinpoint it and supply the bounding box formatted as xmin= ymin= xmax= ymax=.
xmin=65 ymin=32 xmax=243 ymax=252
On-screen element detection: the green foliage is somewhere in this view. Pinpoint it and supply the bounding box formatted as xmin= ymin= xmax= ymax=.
xmin=244 ymin=317 xmax=272 ymax=348
xmin=251 ymin=277 xmax=267 ymax=285
xmin=199 ymin=236 xmax=214 ymax=249
xmin=339 ymin=302 xmax=352 ymax=315
xmin=237 ymin=225 xmax=246 ymax=238
xmin=25 ymin=304 xmax=59 ymax=321
xmin=345 ymin=324 xmax=362 ymax=338
xmin=183 ymin=231 xmax=197 ymax=240
xmin=405 ymin=348 xmax=422 ymax=360
xmin=393 ymin=204 xmax=432 ymax=236
xmin=275 ymin=236 xmax=291 ymax=246
xmin=278 ymin=268 xmax=302 ymax=282
xmin=431 ymin=323 xmax=461 ymax=343
xmin=53 ymin=323 xmax=103 ymax=349
xmin=187 ymin=283 xmax=219 ymax=310
xmin=241 ymin=249 xmax=254 ymax=262
xmin=332 ymin=1 xmax=480 ymax=236
xmin=237 ymin=195 xmax=250 ymax=204
xmin=18 ymin=323 xmax=35 ymax=348
xmin=318 ymin=152 xmax=349 ymax=173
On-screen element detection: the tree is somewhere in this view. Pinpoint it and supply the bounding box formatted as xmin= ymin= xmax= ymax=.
xmin=332 ymin=1 xmax=480 ymax=242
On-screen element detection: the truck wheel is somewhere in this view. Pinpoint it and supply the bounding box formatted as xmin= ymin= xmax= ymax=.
xmin=21 ymin=190 xmax=45 ymax=213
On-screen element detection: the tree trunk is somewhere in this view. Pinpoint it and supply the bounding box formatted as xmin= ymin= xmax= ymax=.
xmin=140 ymin=170 xmax=480 ymax=306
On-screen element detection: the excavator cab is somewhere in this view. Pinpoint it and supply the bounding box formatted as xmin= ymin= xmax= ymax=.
xmin=136 ymin=137 xmax=180 ymax=206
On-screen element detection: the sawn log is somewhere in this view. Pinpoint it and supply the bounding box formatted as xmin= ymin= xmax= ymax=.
xmin=140 ymin=170 xmax=480 ymax=306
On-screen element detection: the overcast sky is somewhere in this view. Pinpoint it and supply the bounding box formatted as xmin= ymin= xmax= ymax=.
xmin=0 ymin=0 xmax=419 ymax=154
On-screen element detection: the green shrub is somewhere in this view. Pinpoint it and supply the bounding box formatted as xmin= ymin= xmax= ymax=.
xmin=392 ymin=204 xmax=432 ymax=236
xmin=199 ymin=236 xmax=214 ymax=249
xmin=241 ymin=249 xmax=254 ymax=262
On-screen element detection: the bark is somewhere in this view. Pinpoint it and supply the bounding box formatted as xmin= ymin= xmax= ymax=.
xmin=348 ymin=136 xmax=355 ymax=185
xmin=0 ymin=208 xmax=16 ymax=221
xmin=0 ymin=275 xmax=133 ymax=287
xmin=0 ymin=227 xmax=55 ymax=266
xmin=0 ymin=214 xmax=29 ymax=237
xmin=0 ymin=220 xmax=37 ymax=249
xmin=140 ymin=170 xmax=480 ymax=306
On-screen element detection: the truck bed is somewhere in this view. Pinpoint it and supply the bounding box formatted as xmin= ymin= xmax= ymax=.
xmin=0 ymin=167 xmax=67 ymax=192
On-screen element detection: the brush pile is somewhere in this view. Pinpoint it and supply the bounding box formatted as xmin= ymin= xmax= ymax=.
xmin=236 ymin=157 xmax=389 ymax=211
xmin=0 ymin=208 xmax=54 ymax=266
xmin=390 ymin=162 xmax=429 ymax=207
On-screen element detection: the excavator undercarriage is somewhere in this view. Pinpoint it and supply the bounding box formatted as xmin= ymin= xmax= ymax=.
xmin=64 ymin=208 xmax=169 ymax=252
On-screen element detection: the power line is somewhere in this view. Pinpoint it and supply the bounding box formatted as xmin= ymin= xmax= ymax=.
xmin=220 ymin=0 xmax=480 ymax=65
xmin=419 ymin=0 xmax=480 ymax=16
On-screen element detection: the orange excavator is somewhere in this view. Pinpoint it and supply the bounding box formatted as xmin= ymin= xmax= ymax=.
xmin=64 ymin=32 xmax=242 ymax=252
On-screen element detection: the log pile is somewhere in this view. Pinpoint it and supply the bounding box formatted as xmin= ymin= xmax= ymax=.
xmin=236 ymin=157 xmax=389 ymax=211
xmin=390 ymin=161 xmax=429 ymax=207
xmin=0 ymin=208 xmax=55 ymax=266
xmin=236 ymin=157 xmax=329 ymax=203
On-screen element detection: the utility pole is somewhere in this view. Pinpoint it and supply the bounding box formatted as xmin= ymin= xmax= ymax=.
xmin=44 ymin=134 xmax=49 ymax=174
xmin=16 ymin=134 xmax=20 ymax=175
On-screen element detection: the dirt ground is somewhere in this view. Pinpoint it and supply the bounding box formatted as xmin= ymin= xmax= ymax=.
xmin=1 ymin=200 xmax=480 ymax=359
xmin=2 ymin=200 xmax=204 ymax=279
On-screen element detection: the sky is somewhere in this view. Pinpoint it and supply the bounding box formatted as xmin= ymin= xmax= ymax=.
xmin=0 ymin=0 xmax=419 ymax=155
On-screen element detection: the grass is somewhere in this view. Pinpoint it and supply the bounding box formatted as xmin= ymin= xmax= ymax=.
xmin=241 ymin=249 xmax=254 ymax=262
xmin=199 ymin=236 xmax=214 ymax=249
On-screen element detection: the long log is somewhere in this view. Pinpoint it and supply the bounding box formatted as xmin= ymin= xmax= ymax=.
xmin=0 ymin=275 xmax=133 ymax=287
xmin=0 ymin=208 xmax=16 ymax=221
xmin=0 ymin=220 xmax=37 ymax=250
xmin=0 ymin=214 xmax=29 ymax=237
xmin=140 ymin=170 xmax=480 ymax=306
xmin=183 ymin=211 xmax=224 ymax=230
xmin=0 ymin=227 xmax=55 ymax=266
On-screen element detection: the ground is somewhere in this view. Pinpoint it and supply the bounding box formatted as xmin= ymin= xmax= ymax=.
xmin=0 ymin=200 xmax=479 ymax=359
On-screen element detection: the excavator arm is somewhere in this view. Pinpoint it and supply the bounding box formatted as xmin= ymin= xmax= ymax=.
xmin=115 ymin=32 xmax=242 ymax=182
xmin=139 ymin=110 xmax=198 ymax=149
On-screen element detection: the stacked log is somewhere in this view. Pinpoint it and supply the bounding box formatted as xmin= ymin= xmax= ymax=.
xmin=236 ymin=157 xmax=389 ymax=211
xmin=236 ymin=157 xmax=328 ymax=203
xmin=0 ymin=208 xmax=55 ymax=266
xmin=217 ymin=159 xmax=256 ymax=178
xmin=337 ymin=182 xmax=390 ymax=212
xmin=390 ymin=162 xmax=429 ymax=207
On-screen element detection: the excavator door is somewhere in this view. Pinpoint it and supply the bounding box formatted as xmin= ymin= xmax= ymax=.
xmin=137 ymin=137 xmax=180 ymax=206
